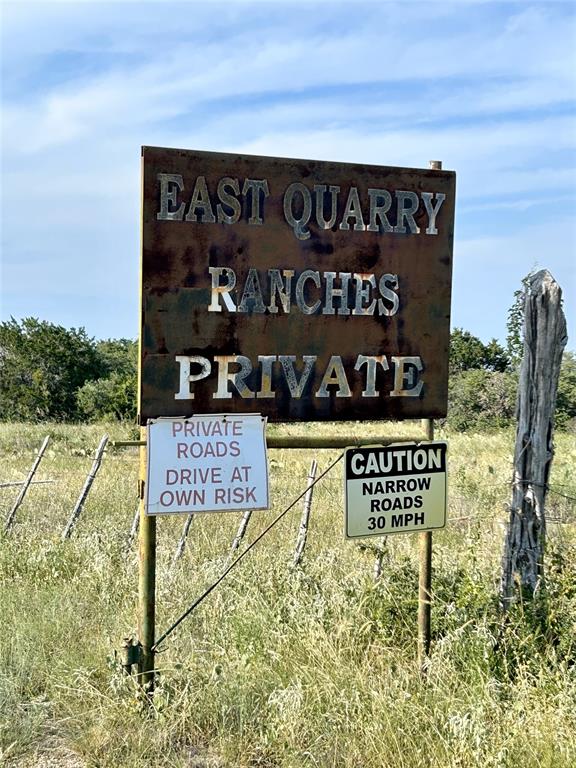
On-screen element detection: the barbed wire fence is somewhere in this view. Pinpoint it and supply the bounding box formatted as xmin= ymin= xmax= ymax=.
xmin=1 ymin=433 xmax=574 ymax=558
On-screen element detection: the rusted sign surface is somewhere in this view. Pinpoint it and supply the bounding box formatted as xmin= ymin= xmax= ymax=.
xmin=140 ymin=146 xmax=456 ymax=423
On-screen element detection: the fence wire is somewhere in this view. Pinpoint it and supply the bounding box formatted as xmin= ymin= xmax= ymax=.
xmin=152 ymin=452 xmax=345 ymax=652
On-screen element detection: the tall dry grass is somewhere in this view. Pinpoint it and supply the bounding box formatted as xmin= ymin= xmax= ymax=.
xmin=1 ymin=421 xmax=575 ymax=767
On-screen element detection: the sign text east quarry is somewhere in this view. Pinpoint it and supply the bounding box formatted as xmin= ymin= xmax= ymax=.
xmin=140 ymin=147 xmax=456 ymax=423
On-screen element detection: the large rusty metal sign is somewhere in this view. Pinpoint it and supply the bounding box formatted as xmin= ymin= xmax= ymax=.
xmin=140 ymin=146 xmax=456 ymax=423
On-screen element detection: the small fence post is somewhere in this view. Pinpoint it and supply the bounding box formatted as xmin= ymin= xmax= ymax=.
xmin=62 ymin=435 xmax=109 ymax=539
xmin=226 ymin=510 xmax=253 ymax=566
xmin=373 ymin=540 xmax=387 ymax=580
xmin=293 ymin=460 xmax=318 ymax=567
xmin=173 ymin=514 xmax=195 ymax=565
xmin=4 ymin=436 xmax=50 ymax=533
xmin=418 ymin=418 xmax=434 ymax=670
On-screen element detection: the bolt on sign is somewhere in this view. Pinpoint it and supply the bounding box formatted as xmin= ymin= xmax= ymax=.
xmin=145 ymin=414 xmax=269 ymax=515
xmin=140 ymin=147 xmax=456 ymax=423
xmin=344 ymin=442 xmax=447 ymax=537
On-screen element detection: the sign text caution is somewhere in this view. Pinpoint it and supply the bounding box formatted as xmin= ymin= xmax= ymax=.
xmin=344 ymin=442 xmax=447 ymax=537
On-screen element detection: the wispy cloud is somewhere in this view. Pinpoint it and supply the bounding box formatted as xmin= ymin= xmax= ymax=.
xmin=1 ymin=0 xmax=574 ymax=341
xmin=3 ymin=2 xmax=574 ymax=149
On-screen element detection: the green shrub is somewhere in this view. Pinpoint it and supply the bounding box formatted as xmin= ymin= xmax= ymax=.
xmin=76 ymin=372 xmax=136 ymax=422
xmin=448 ymin=369 xmax=517 ymax=431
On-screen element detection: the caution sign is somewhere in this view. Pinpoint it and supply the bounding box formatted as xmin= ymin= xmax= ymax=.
xmin=145 ymin=414 xmax=269 ymax=515
xmin=345 ymin=442 xmax=447 ymax=538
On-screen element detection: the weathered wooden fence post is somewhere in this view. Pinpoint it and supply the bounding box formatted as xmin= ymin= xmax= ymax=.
xmin=173 ymin=514 xmax=195 ymax=565
xmin=62 ymin=434 xmax=109 ymax=539
xmin=4 ymin=435 xmax=50 ymax=532
xmin=500 ymin=270 xmax=567 ymax=608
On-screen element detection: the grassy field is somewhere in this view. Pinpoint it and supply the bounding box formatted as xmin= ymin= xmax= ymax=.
xmin=1 ymin=421 xmax=575 ymax=768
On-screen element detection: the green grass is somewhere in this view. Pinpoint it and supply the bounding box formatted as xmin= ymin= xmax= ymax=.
xmin=0 ymin=421 xmax=575 ymax=767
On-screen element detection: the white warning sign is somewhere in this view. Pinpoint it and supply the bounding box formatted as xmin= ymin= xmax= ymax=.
xmin=145 ymin=414 xmax=269 ymax=515
xmin=345 ymin=441 xmax=447 ymax=538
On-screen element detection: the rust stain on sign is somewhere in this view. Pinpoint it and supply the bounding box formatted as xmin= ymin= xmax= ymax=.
xmin=140 ymin=146 xmax=456 ymax=423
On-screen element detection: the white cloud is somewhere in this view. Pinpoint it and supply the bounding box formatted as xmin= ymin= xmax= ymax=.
xmin=1 ymin=0 xmax=574 ymax=342
xmin=3 ymin=1 xmax=574 ymax=153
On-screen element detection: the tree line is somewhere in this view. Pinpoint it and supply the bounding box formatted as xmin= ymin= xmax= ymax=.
xmin=0 ymin=318 xmax=137 ymax=423
xmin=0 ymin=315 xmax=574 ymax=430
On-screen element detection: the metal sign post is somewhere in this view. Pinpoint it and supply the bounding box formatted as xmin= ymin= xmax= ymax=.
xmin=418 ymin=161 xmax=443 ymax=671
xmin=419 ymin=418 xmax=434 ymax=670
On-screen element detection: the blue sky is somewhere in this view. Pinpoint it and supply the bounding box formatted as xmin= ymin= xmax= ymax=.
xmin=1 ymin=0 xmax=575 ymax=348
